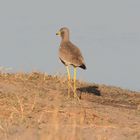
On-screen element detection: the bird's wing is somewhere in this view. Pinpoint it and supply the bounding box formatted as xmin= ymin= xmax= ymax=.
xmin=59 ymin=41 xmax=85 ymax=67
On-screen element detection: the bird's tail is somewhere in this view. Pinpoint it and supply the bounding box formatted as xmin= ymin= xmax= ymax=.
xmin=79 ymin=64 xmax=86 ymax=70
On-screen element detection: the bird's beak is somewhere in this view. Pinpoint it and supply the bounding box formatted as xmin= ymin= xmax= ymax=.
xmin=56 ymin=31 xmax=61 ymax=36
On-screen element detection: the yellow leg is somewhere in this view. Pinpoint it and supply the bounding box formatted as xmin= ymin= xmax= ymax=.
xmin=73 ymin=67 xmax=78 ymax=98
xmin=66 ymin=66 xmax=71 ymax=97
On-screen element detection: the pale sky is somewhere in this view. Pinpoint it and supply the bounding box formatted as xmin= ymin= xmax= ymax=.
xmin=0 ymin=0 xmax=140 ymax=91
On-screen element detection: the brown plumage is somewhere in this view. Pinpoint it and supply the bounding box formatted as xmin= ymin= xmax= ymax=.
xmin=56 ymin=27 xmax=86 ymax=99
xmin=57 ymin=27 xmax=86 ymax=69
xmin=59 ymin=41 xmax=86 ymax=69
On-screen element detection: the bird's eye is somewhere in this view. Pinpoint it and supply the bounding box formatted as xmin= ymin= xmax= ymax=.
xmin=61 ymin=31 xmax=65 ymax=35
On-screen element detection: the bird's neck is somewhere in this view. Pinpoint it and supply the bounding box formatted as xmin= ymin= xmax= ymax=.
xmin=60 ymin=40 xmax=69 ymax=47
xmin=61 ymin=34 xmax=69 ymax=42
xmin=61 ymin=38 xmax=69 ymax=43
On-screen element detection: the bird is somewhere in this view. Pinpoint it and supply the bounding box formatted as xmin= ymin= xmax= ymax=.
xmin=56 ymin=27 xmax=86 ymax=99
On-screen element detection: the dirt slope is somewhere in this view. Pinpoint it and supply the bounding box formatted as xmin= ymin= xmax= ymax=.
xmin=0 ymin=72 xmax=140 ymax=140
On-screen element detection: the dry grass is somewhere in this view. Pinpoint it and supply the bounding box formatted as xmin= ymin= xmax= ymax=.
xmin=0 ymin=72 xmax=140 ymax=140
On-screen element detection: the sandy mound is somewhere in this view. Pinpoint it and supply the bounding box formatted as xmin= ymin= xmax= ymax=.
xmin=0 ymin=72 xmax=140 ymax=140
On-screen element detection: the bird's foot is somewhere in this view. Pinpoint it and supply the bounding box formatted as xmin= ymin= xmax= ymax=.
xmin=74 ymin=92 xmax=80 ymax=102
xmin=66 ymin=94 xmax=71 ymax=99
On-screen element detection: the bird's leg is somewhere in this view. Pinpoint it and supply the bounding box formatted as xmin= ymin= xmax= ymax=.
xmin=73 ymin=67 xmax=79 ymax=99
xmin=66 ymin=66 xmax=71 ymax=98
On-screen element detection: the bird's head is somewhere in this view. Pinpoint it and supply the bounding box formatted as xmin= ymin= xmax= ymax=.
xmin=56 ymin=27 xmax=70 ymax=41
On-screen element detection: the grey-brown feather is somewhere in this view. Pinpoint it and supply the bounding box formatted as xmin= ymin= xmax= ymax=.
xmin=59 ymin=41 xmax=86 ymax=68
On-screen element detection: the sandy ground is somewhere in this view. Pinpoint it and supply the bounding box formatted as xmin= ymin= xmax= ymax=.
xmin=0 ymin=72 xmax=140 ymax=140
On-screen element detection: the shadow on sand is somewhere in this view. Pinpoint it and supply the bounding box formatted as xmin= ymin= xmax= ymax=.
xmin=77 ymin=85 xmax=101 ymax=96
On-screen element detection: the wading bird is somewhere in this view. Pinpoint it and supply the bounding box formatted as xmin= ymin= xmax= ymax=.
xmin=56 ymin=27 xmax=86 ymax=98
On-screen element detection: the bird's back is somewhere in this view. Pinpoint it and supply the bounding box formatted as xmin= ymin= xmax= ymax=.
xmin=59 ymin=41 xmax=86 ymax=68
